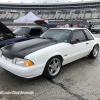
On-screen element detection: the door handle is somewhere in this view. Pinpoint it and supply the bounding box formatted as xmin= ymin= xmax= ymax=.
xmin=86 ymin=43 xmax=89 ymax=45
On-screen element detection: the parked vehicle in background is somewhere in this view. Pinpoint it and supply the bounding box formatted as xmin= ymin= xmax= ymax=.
xmin=13 ymin=26 xmax=48 ymax=37
xmin=0 ymin=28 xmax=100 ymax=79
xmin=8 ymin=27 xmax=15 ymax=32
xmin=91 ymin=26 xmax=100 ymax=33
xmin=0 ymin=21 xmax=48 ymax=48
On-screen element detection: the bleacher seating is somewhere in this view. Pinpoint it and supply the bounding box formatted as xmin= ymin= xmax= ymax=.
xmin=0 ymin=14 xmax=7 ymax=19
xmin=59 ymin=14 xmax=66 ymax=19
xmin=78 ymin=14 xmax=85 ymax=19
xmin=6 ymin=14 xmax=13 ymax=19
xmin=91 ymin=13 xmax=98 ymax=18
xmin=53 ymin=13 xmax=60 ymax=19
xmin=13 ymin=13 xmax=19 ymax=19
xmin=37 ymin=14 xmax=42 ymax=18
xmin=18 ymin=13 xmax=25 ymax=18
xmin=71 ymin=14 xmax=78 ymax=19
xmin=42 ymin=14 xmax=48 ymax=19
xmin=48 ymin=14 xmax=54 ymax=19
xmin=0 ymin=8 xmax=100 ymax=24
xmin=65 ymin=14 xmax=72 ymax=19
xmin=84 ymin=13 xmax=92 ymax=18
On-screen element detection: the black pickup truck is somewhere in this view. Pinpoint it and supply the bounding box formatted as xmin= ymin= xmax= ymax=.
xmin=0 ymin=22 xmax=48 ymax=48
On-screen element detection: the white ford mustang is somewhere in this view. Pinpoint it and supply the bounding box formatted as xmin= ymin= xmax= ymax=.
xmin=0 ymin=28 xmax=100 ymax=79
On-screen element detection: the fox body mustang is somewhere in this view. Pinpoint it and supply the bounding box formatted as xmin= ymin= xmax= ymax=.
xmin=0 ymin=28 xmax=100 ymax=79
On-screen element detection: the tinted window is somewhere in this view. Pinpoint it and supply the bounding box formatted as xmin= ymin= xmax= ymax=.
xmin=84 ymin=30 xmax=94 ymax=40
xmin=13 ymin=27 xmax=30 ymax=36
xmin=29 ymin=29 xmax=42 ymax=36
xmin=40 ymin=29 xmax=71 ymax=42
xmin=72 ymin=30 xmax=86 ymax=42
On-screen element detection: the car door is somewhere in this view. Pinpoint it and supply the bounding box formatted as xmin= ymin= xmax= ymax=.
xmin=63 ymin=30 xmax=90 ymax=64
xmin=83 ymin=29 xmax=95 ymax=53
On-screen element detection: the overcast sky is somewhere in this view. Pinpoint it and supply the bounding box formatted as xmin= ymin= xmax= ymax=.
xmin=0 ymin=0 xmax=95 ymax=3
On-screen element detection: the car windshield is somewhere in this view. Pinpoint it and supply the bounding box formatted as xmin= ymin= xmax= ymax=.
xmin=13 ymin=27 xmax=30 ymax=36
xmin=40 ymin=29 xmax=71 ymax=42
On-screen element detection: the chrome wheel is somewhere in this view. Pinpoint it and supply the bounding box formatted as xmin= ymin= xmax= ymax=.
xmin=48 ymin=58 xmax=61 ymax=76
xmin=93 ymin=45 xmax=99 ymax=57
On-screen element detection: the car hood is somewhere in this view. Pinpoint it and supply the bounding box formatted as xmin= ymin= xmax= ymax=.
xmin=1 ymin=38 xmax=57 ymax=59
xmin=0 ymin=22 xmax=14 ymax=35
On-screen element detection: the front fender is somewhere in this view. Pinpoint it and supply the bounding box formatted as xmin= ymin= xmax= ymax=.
xmin=46 ymin=52 xmax=64 ymax=63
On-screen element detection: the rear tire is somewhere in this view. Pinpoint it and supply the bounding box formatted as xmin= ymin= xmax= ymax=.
xmin=43 ymin=56 xmax=62 ymax=79
xmin=88 ymin=44 xmax=99 ymax=59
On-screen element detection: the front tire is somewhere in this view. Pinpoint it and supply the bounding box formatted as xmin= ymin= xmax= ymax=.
xmin=88 ymin=44 xmax=99 ymax=58
xmin=43 ymin=56 xmax=62 ymax=79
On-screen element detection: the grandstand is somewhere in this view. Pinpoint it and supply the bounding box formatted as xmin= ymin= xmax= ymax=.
xmin=0 ymin=1 xmax=100 ymax=25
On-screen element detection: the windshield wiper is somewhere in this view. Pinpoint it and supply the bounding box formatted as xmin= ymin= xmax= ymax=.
xmin=46 ymin=37 xmax=57 ymax=42
xmin=40 ymin=37 xmax=57 ymax=42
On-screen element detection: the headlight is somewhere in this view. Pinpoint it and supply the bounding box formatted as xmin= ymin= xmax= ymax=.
xmin=12 ymin=58 xmax=34 ymax=67
xmin=0 ymin=49 xmax=2 ymax=57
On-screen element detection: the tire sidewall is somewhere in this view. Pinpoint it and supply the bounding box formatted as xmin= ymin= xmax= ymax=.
xmin=43 ymin=56 xmax=62 ymax=79
xmin=93 ymin=45 xmax=99 ymax=58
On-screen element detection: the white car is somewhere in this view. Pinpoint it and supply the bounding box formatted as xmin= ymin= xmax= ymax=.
xmin=0 ymin=28 xmax=99 ymax=79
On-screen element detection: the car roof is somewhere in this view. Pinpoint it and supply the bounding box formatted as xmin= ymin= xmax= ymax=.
xmin=49 ymin=28 xmax=87 ymax=30
xmin=18 ymin=26 xmax=46 ymax=29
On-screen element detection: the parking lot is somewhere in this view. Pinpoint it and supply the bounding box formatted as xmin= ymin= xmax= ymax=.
xmin=0 ymin=34 xmax=100 ymax=100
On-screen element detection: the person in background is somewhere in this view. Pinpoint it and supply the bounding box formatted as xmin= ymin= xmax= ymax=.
xmin=79 ymin=22 xmax=84 ymax=28
xmin=62 ymin=23 xmax=73 ymax=28
xmin=60 ymin=25 xmax=65 ymax=28
xmin=87 ymin=22 xmax=92 ymax=31
xmin=77 ymin=23 xmax=80 ymax=28
xmin=64 ymin=24 xmax=69 ymax=28
xmin=70 ymin=24 xmax=73 ymax=27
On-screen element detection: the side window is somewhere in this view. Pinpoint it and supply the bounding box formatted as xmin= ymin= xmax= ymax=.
xmin=29 ymin=29 xmax=42 ymax=36
xmin=84 ymin=29 xmax=94 ymax=40
xmin=71 ymin=30 xmax=87 ymax=42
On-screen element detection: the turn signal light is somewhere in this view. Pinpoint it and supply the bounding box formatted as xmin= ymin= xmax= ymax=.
xmin=24 ymin=60 xmax=34 ymax=67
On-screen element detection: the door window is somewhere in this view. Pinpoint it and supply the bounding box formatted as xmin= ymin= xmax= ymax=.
xmin=84 ymin=29 xmax=94 ymax=40
xmin=29 ymin=29 xmax=42 ymax=36
xmin=71 ymin=30 xmax=87 ymax=42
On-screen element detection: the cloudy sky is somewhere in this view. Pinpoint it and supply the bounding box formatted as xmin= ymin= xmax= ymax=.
xmin=0 ymin=0 xmax=95 ymax=3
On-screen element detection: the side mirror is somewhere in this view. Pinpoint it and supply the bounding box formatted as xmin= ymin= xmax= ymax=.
xmin=70 ymin=40 xmax=77 ymax=44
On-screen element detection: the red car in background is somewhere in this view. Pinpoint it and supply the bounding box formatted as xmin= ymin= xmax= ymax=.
xmin=8 ymin=27 xmax=15 ymax=32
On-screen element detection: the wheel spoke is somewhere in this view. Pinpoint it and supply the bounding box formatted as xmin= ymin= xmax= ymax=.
xmin=49 ymin=64 xmax=55 ymax=72
xmin=50 ymin=69 xmax=54 ymax=74
xmin=53 ymin=59 xmax=56 ymax=64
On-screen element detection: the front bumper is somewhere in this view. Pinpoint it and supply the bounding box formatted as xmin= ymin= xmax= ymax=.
xmin=0 ymin=56 xmax=45 ymax=78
